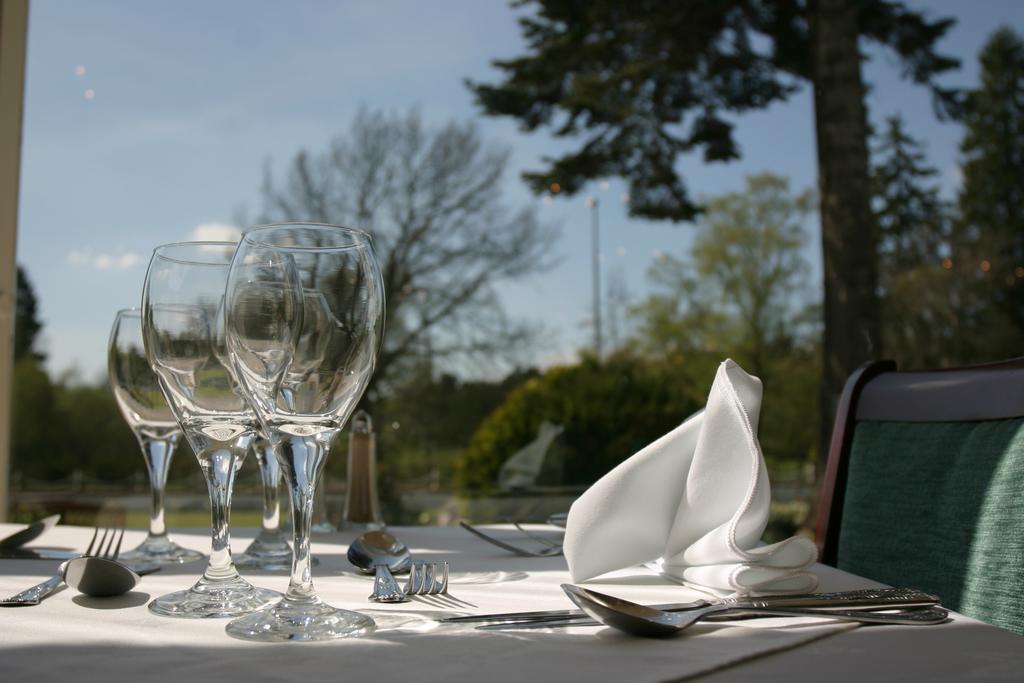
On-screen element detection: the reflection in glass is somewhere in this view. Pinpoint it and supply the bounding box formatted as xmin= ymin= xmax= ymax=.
xmin=107 ymin=308 xmax=204 ymax=566
xmin=224 ymin=224 xmax=384 ymax=642
xmin=142 ymin=241 xmax=287 ymax=618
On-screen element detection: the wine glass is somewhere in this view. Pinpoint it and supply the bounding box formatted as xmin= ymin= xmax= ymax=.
xmin=107 ymin=308 xmax=204 ymax=566
xmin=209 ymin=298 xmax=295 ymax=572
xmin=301 ymin=290 xmax=338 ymax=534
xmin=223 ymin=223 xmax=384 ymax=642
xmin=233 ymin=432 xmax=293 ymax=571
xmin=141 ymin=241 xmax=291 ymax=618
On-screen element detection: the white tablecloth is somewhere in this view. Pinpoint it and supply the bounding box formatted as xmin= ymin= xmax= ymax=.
xmin=0 ymin=524 xmax=1021 ymax=682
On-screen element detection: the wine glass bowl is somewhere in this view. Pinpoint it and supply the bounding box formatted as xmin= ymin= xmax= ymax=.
xmin=223 ymin=223 xmax=384 ymax=642
xmin=141 ymin=241 xmax=283 ymax=618
xmin=107 ymin=308 xmax=204 ymax=566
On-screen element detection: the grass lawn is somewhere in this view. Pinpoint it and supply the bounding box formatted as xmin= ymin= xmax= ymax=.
xmin=124 ymin=510 xmax=265 ymax=530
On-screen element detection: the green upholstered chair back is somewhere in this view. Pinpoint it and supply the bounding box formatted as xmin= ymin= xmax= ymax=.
xmin=816 ymin=359 xmax=1024 ymax=635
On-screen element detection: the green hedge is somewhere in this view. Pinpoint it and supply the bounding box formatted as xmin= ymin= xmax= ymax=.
xmin=454 ymin=354 xmax=705 ymax=492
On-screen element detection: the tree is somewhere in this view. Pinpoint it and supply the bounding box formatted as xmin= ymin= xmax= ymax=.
xmin=872 ymin=116 xmax=948 ymax=276
xmin=15 ymin=265 xmax=43 ymax=360
xmin=633 ymin=174 xmax=815 ymax=376
xmin=696 ymin=174 xmax=814 ymax=377
xmin=869 ymin=115 xmax=959 ymax=368
xmin=257 ymin=108 xmax=558 ymax=398
xmin=955 ymin=27 xmax=1024 ymax=339
xmin=11 ymin=265 xmax=64 ymax=483
xmin=629 ymin=174 xmax=819 ymax=467
xmin=11 ymin=358 xmax=65 ymax=481
xmin=54 ymin=380 xmax=137 ymax=482
xmin=468 ymin=0 xmax=959 ymax=462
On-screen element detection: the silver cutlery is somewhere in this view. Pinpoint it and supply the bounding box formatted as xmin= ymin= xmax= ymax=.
xmin=441 ymin=586 xmax=941 ymax=624
xmin=405 ymin=561 xmax=450 ymax=596
xmin=511 ymin=522 xmax=564 ymax=549
xmin=0 ymin=514 xmax=61 ymax=550
xmin=545 ymin=512 xmax=568 ymax=528
xmin=559 ymin=584 xmax=949 ymax=638
xmin=481 ymin=601 xmax=950 ymax=632
xmin=347 ymin=530 xmax=412 ymax=603
xmin=443 ymin=600 xmax=707 ymax=624
xmin=0 ymin=548 xmax=79 ymax=561
xmin=62 ymin=555 xmax=141 ymax=597
xmin=0 ymin=527 xmax=140 ymax=606
xmin=459 ymin=521 xmax=563 ymax=557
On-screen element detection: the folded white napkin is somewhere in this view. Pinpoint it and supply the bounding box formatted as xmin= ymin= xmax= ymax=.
xmin=564 ymin=359 xmax=818 ymax=595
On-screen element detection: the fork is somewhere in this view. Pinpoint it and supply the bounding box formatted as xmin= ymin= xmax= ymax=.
xmin=404 ymin=561 xmax=450 ymax=596
xmin=512 ymin=522 xmax=564 ymax=549
xmin=459 ymin=521 xmax=563 ymax=557
xmin=0 ymin=526 xmax=124 ymax=607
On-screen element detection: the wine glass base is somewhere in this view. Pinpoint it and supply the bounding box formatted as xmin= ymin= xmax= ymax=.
xmin=234 ymin=552 xmax=294 ymax=571
xmin=119 ymin=536 xmax=205 ymax=565
xmin=234 ymin=534 xmax=293 ymax=571
xmin=149 ymin=574 xmax=280 ymax=619
xmin=225 ymin=596 xmax=376 ymax=642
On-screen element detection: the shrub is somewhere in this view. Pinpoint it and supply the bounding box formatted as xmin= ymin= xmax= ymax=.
xmin=455 ymin=353 xmax=703 ymax=492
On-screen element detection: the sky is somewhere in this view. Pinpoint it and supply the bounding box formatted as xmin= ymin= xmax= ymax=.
xmin=15 ymin=0 xmax=1024 ymax=381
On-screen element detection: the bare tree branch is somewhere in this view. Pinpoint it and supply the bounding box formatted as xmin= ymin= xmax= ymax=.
xmin=257 ymin=107 xmax=560 ymax=395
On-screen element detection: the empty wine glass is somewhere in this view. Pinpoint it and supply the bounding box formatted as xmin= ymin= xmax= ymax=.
xmin=298 ymin=290 xmax=337 ymax=534
xmin=141 ymin=241 xmax=290 ymax=618
xmin=224 ymin=223 xmax=384 ymax=642
xmin=233 ymin=432 xmax=293 ymax=571
xmin=107 ymin=308 xmax=204 ymax=566
xmin=209 ymin=298 xmax=294 ymax=572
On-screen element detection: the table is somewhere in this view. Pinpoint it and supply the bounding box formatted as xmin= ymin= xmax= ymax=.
xmin=1 ymin=524 xmax=1021 ymax=682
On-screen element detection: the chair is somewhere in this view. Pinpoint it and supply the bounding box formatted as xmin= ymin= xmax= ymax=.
xmin=816 ymin=358 xmax=1024 ymax=635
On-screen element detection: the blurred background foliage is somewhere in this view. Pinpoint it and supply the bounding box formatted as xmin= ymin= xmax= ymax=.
xmin=455 ymin=354 xmax=704 ymax=493
xmin=8 ymin=24 xmax=1024 ymax=537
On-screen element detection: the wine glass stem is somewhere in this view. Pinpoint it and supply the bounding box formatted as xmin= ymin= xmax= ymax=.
xmin=278 ymin=431 xmax=336 ymax=601
xmin=138 ymin=433 xmax=178 ymax=539
xmin=256 ymin=447 xmax=282 ymax=535
xmin=201 ymin=446 xmax=243 ymax=581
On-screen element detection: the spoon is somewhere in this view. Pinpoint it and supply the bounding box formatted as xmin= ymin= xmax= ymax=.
xmin=347 ymin=530 xmax=412 ymax=603
xmin=62 ymin=556 xmax=142 ymax=597
xmin=2 ymin=556 xmax=148 ymax=606
xmin=561 ymin=584 xmax=950 ymax=638
xmin=0 ymin=514 xmax=61 ymax=549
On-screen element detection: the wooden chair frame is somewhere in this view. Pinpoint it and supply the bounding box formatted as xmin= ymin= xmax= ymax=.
xmin=815 ymin=356 xmax=1024 ymax=566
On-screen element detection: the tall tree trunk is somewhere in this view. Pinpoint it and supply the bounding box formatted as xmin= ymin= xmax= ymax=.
xmin=811 ymin=0 xmax=879 ymax=467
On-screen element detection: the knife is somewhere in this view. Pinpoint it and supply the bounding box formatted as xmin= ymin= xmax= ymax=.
xmin=441 ymin=600 xmax=709 ymax=623
xmin=477 ymin=604 xmax=948 ymax=631
xmin=0 ymin=548 xmax=79 ymax=561
xmin=441 ymin=587 xmax=940 ymax=624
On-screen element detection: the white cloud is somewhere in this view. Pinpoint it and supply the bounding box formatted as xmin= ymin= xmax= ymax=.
xmin=67 ymin=248 xmax=143 ymax=270
xmin=190 ymin=222 xmax=242 ymax=243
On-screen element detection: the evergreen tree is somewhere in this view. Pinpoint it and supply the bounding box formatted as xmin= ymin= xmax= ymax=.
xmin=956 ymin=27 xmax=1024 ymax=336
xmin=14 ymin=265 xmax=43 ymax=361
xmin=872 ymin=115 xmax=948 ymax=277
xmin=869 ymin=116 xmax=961 ymax=368
xmin=469 ymin=0 xmax=960 ymax=462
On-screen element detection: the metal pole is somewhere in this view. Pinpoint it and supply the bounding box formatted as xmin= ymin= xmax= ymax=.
xmin=588 ymin=198 xmax=602 ymax=360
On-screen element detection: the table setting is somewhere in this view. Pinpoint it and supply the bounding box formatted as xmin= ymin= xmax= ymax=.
xmin=4 ymin=522 xmax=1023 ymax=682
xmin=1 ymin=222 xmax=1022 ymax=681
